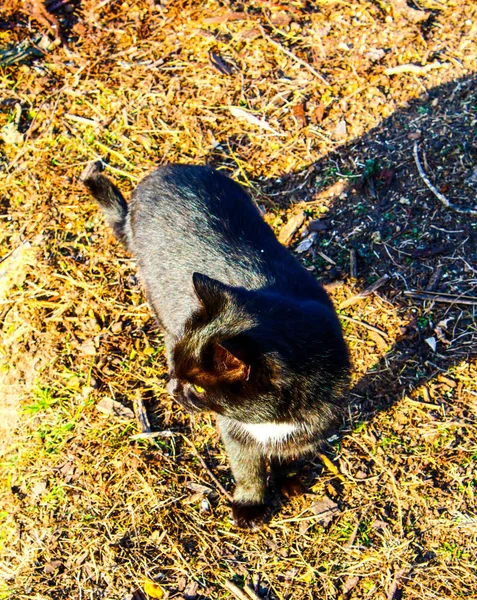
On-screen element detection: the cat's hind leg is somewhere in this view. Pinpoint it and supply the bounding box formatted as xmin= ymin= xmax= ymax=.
xmin=270 ymin=456 xmax=306 ymax=499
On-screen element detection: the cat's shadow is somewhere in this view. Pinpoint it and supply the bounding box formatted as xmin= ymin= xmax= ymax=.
xmin=201 ymin=73 xmax=477 ymax=504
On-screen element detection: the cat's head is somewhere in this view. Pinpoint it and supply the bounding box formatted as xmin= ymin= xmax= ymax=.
xmin=167 ymin=273 xmax=350 ymax=424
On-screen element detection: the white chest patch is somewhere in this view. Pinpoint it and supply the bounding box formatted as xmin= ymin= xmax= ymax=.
xmin=240 ymin=422 xmax=298 ymax=445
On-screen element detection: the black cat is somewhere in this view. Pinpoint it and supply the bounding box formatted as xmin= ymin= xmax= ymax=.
xmin=80 ymin=161 xmax=350 ymax=526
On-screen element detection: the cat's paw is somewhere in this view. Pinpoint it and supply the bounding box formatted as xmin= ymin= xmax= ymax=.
xmin=280 ymin=475 xmax=304 ymax=499
xmin=231 ymin=502 xmax=269 ymax=528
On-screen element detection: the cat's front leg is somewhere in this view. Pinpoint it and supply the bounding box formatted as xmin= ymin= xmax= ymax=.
xmin=217 ymin=416 xmax=268 ymax=527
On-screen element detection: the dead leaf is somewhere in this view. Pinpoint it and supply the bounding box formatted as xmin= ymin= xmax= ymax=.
xmin=144 ymin=578 xmax=165 ymax=599
xmin=229 ymin=106 xmax=279 ymax=134
xmin=313 ymin=179 xmax=347 ymax=201
xmin=79 ymin=340 xmax=96 ymax=355
xmin=295 ymin=233 xmax=317 ymax=254
xmin=270 ymin=12 xmax=292 ymax=27
xmin=368 ymin=329 xmax=388 ymax=351
xmin=310 ymin=496 xmax=339 ymax=526
xmin=200 ymin=497 xmax=211 ymax=513
xmin=203 ymin=12 xmax=247 ymax=24
xmin=184 ymin=581 xmax=199 ymax=600
xmin=278 ymin=212 xmax=305 ymax=245
xmin=96 ymin=397 xmax=135 ymax=420
xmin=365 ymin=48 xmax=385 ymax=62
xmin=185 ymin=482 xmax=214 ymax=496
xmin=342 ymin=575 xmax=360 ymax=594
xmin=313 ymin=101 xmax=325 ymax=124
xmin=111 ymin=321 xmax=123 ymax=333
xmin=32 ymin=480 xmax=47 ymax=497
xmin=317 ymin=452 xmax=344 ymax=480
xmin=1 ymin=122 xmax=24 ymax=145
xmin=299 ymin=520 xmax=309 ymax=534
xmin=292 ymin=103 xmax=306 ymax=128
xmin=208 ymin=51 xmax=234 ymax=75
xmin=334 ymin=119 xmax=347 ymax=139
xmin=44 ymin=560 xmax=62 ymax=574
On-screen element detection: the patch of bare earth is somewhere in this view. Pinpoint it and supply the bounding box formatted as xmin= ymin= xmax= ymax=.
xmin=0 ymin=1 xmax=476 ymax=599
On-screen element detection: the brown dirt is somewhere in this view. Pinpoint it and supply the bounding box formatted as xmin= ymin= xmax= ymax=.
xmin=1 ymin=1 xmax=476 ymax=599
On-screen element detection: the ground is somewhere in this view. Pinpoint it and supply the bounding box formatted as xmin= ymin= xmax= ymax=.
xmin=0 ymin=1 xmax=476 ymax=599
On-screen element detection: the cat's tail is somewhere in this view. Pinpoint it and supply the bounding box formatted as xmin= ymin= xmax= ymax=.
xmin=80 ymin=160 xmax=129 ymax=248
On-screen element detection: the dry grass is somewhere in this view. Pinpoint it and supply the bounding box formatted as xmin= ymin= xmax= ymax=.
xmin=1 ymin=1 xmax=476 ymax=599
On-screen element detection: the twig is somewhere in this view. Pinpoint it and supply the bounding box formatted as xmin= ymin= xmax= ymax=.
xmin=339 ymin=315 xmax=390 ymax=340
xmin=339 ymin=274 xmax=390 ymax=309
xmin=413 ymin=142 xmax=477 ymax=216
xmin=387 ymin=568 xmax=409 ymax=600
xmin=182 ymin=435 xmax=234 ymax=502
xmin=259 ymin=26 xmax=330 ymax=87
xmin=384 ymin=62 xmax=445 ymax=76
xmin=317 ymin=451 xmax=346 ymax=482
xmin=224 ymin=580 xmax=254 ymax=600
xmin=404 ymin=291 xmax=477 ymax=306
xmin=129 ymin=430 xmax=175 ymax=441
xmin=316 ymin=250 xmax=336 ymax=265
xmin=133 ymin=393 xmax=151 ymax=434
xmin=242 ymin=583 xmax=262 ymax=600
xmin=349 ymin=248 xmax=358 ymax=280
xmin=130 ymin=393 xmax=177 ymax=441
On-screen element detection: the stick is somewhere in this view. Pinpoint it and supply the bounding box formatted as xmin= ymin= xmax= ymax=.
xmin=387 ymin=569 xmax=409 ymax=600
xmin=339 ymin=315 xmax=390 ymax=339
xmin=243 ymin=585 xmax=262 ymax=600
xmin=224 ymin=580 xmax=254 ymax=600
xmin=339 ymin=274 xmax=390 ymax=309
xmin=131 ymin=394 xmax=172 ymax=441
xmin=129 ymin=430 xmax=175 ymax=441
xmin=413 ymin=142 xmax=477 ymax=216
xmin=349 ymin=248 xmax=358 ymax=280
xmin=384 ymin=62 xmax=444 ymax=76
xmin=404 ymin=291 xmax=477 ymax=306
xmin=133 ymin=393 xmax=151 ymax=434
xmin=182 ymin=435 xmax=234 ymax=502
xmin=259 ymin=26 xmax=330 ymax=87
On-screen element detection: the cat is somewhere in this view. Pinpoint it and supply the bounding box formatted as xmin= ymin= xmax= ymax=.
xmin=80 ymin=160 xmax=350 ymax=527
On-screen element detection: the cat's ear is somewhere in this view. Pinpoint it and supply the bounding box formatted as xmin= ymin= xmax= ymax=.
xmin=212 ymin=341 xmax=251 ymax=382
xmin=192 ymin=272 xmax=229 ymax=316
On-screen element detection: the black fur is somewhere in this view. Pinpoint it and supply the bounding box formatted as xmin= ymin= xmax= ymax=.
xmin=80 ymin=160 xmax=350 ymax=526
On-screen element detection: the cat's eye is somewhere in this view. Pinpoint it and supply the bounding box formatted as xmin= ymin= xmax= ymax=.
xmin=193 ymin=384 xmax=205 ymax=394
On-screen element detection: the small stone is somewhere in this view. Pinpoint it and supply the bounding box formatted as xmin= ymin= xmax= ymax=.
xmin=184 ymin=581 xmax=199 ymax=599
xmin=79 ymin=340 xmax=96 ymax=355
xmin=334 ymin=119 xmax=347 ymax=139
xmin=408 ymin=130 xmax=421 ymax=140
xmin=111 ymin=322 xmax=123 ymax=333
xmin=371 ymin=231 xmax=381 ymax=244
xmin=365 ymin=48 xmax=385 ymax=62
xmin=308 ymin=219 xmax=329 ymax=232
xmin=425 ymin=337 xmax=437 ymax=352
